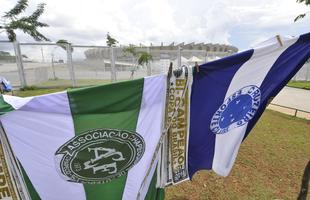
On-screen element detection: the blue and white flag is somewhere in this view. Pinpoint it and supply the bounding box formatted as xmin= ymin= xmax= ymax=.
xmin=188 ymin=32 xmax=310 ymax=177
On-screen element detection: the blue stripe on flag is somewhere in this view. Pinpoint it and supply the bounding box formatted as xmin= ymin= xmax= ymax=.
xmin=188 ymin=49 xmax=254 ymax=178
xmin=244 ymin=32 xmax=310 ymax=140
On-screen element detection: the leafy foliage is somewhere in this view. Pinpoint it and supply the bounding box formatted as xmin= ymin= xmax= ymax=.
xmin=123 ymin=44 xmax=138 ymax=56
xmin=106 ymin=32 xmax=118 ymax=47
xmin=122 ymin=44 xmax=152 ymax=79
xmin=56 ymin=39 xmax=73 ymax=52
xmin=296 ymin=0 xmax=310 ymax=5
xmin=138 ymin=51 xmax=152 ymax=66
xmin=0 ymin=0 xmax=49 ymax=41
xmin=123 ymin=45 xmax=152 ymax=66
xmin=295 ymin=0 xmax=310 ymax=22
xmin=3 ymin=0 xmax=28 ymax=18
xmin=294 ymin=14 xmax=306 ymax=22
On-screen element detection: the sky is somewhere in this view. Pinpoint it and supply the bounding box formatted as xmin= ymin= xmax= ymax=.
xmin=0 ymin=0 xmax=309 ymax=50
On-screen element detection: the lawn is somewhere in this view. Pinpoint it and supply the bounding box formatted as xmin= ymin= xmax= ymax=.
xmin=166 ymin=110 xmax=310 ymax=200
xmin=12 ymin=89 xmax=310 ymax=200
xmin=14 ymin=87 xmax=66 ymax=97
xmin=287 ymin=81 xmax=310 ymax=90
xmin=36 ymin=79 xmax=113 ymax=88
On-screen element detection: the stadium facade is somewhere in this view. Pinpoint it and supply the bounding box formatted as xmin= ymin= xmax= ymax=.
xmin=84 ymin=42 xmax=238 ymax=63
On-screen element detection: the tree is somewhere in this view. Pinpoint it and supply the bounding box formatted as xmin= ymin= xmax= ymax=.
xmin=123 ymin=45 xmax=152 ymax=79
xmin=49 ymin=39 xmax=73 ymax=80
xmin=123 ymin=44 xmax=138 ymax=57
xmin=294 ymin=0 xmax=310 ymax=22
xmin=106 ymin=32 xmax=118 ymax=47
xmin=0 ymin=0 xmax=49 ymax=41
xmin=56 ymin=39 xmax=73 ymax=52
xmin=138 ymin=51 xmax=152 ymax=66
xmin=123 ymin=44 xmax=138 ymax=78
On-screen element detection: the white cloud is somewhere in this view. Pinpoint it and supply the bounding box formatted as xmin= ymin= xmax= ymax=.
xmin=0 ymin=0 xmax=309 ymax=49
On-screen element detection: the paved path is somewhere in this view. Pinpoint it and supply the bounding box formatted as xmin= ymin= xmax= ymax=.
xmin=268 ymin=86 xmax=310 ymax=119
xmin=271 ymin=86 xmax=310 ymax=111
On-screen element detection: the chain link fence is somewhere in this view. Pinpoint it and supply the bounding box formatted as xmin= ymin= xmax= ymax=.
xmin=0 ymin=41 xmax=21 ymax=87
xmin=1 ymin=41 xmax=309 ymax=89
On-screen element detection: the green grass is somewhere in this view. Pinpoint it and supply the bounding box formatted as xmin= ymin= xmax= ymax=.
xmin=14 ymin=79 xmax=131 ymax=97
xmin=14 ymin=79 xmax=114 ymax=97
xmin=14 ymin=88 xmax=66 ymax=97
xmin=12 ymin=89 xmax=310 ymax=200
xmin=166 ymin=110 xmax=310 ymax=200
xmin=37 ymin=79 xmax=113 ymax=88
xmin=287 ymin=81 xmax=310 ymax=90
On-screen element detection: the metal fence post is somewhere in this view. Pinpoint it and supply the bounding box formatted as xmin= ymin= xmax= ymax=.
xmin=110 ymin=47 xmax=116 ymax=82
xmin=13 ymin=41 xmax=27 ymax=88
xmin=51 ymin=53 xmax=57 ymax=80
xmin=147 ymin=47 xmax=152 ymax=76
xmin=177 ymin=46 xmax=182 ymax=67
xmin=66 ymin=43 xmax=76 ymax=87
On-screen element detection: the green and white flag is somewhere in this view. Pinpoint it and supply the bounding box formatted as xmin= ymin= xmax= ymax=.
xmin=0 ymin=75 xmax=167 ymax=200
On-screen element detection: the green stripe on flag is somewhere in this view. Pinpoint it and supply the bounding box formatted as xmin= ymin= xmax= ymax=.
xmin=0 ymin=95 xmax=14 ymax=115
xmin=19 ymin=162 xmax=41 ymax=200
xmin=68 ymin=79 xmax=144 ymax=200
xmin=145 ymin=170 xmax=165 ymax=200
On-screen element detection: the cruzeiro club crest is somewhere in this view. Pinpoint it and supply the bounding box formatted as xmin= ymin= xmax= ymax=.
xmin=55 ymin=129 xmax=145 ymax=184
xmin=210 ymin=85 xmax=261 ymax=134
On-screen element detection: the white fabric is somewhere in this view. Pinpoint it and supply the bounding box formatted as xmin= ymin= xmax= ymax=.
xmin=212 ymin=37 xmax=299 ymax=176
xmin=252 ymin=35 xmax=295 ymax=49
xmin=0 ymin=92 xmax=86 ymax=200
xmin=20 ymin=91 xmax=71 ymax=114
xmin=3 ymin=95 xmax=33 ymax=109
xmin=139 ymin=156 xmax=160 ymax=200
xmin=122 ymin=75 xmax=166 ymax=200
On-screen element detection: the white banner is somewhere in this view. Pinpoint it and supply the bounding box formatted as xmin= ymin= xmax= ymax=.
xmin=161 ymin=66 xmax=192 ymax=186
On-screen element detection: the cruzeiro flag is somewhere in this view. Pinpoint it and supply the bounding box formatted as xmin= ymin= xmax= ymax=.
xmin=189 ymin=32 xmax=310 ymax=178
xmin=0 ymin=75 xmax=167 ymax=200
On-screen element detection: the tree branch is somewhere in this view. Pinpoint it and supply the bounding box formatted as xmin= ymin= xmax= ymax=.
xmin=3 ymin=0 xmax=28 ymax=18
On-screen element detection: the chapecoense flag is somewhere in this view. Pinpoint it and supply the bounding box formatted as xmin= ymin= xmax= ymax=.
xmin=0 ymin=75 xmax=167 ymax=200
